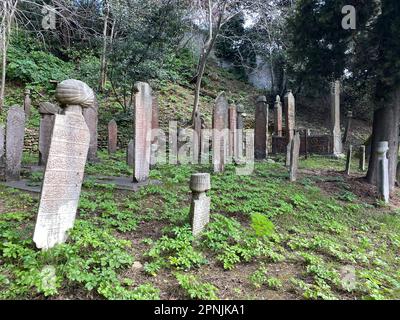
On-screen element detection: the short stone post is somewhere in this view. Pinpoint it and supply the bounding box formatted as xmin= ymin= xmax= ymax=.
xmin=289 ymin=131 xmax=300 ymax=182
xmin=5 ymin=106 xmax=25 ymax=181
xmin=274 ymin=95 xmax=283 ymax=137
xmin=23 ymin=88 xmax=32 ymax=118
xmin=376 ymin=141 xmax=389 ymax=203
xmin=342 ymin=110 xmax=353 ymax=144
xmin=189 ymin=173 xmax=211 ymax=236
xmin=254 ymin=96 xmax=268 ymax=160
xmin=359 ymin=145 xmax=366 ymax=171
xmin=33 ymin=79 xmax=92 ymax=249
xmin=108 ymin=119 xmax=118 ymax=154
xmin=38 ymin=102 xmax=61 ymax=166
xmin=345 ymin=145 xmax=353 ymax=175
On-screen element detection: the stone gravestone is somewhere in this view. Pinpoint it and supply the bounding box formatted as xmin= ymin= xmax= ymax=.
xmin=289 ymin=131 xmax=301 ymax=182
xmin=236 ymin=105 xmax=245 ymax=161
xmin=39 ymin=102 xmax=61 ymax=166
xmin=284 ymin=90 xmax=295 ymax=143
xmin=0 ymin=124 xmax=4 ymax=166
xmin=83 ymin=96 xmax=99 ymax=162
xmin=33 ymin=79 xmax=92 ymax=249
xmin=189 ymin=173 xmax=211 ymax=236
xmin=254 ymin=96 xmax=268 ymax=160
xmin=331 ymin=81 xmax=343 ymax=157
xmin=212 ymin=92 xmax=229 ymax=172
xmin=23 ymin=88 xmax=32 ymax=118
xmin=342 ymin=110 xmax=353 ymax=144
xmin=359 ymin=145 xmax=366 ymax=171
xmin=285 ymin=139 xmax=292 ymax=167
xmin=5 ymin=106 xmax=25 ymax=181
xmin=345 ymin=145 xmax=353 ymax=175
xmin=108 ymin=119 xmax=118 ymax=154
xmin=133 ymin=82 xmax=152 ymax=182
xmin=274 ymin=95 xmax=283 ymax=137
xmin=376 ymin=141 xmax=389 ymax=203
xmin=228 ymin=104 xmax=237 ymax=161
xmin=150 ymin=95 xmax=160 ymax=168
xmin=126 ymin=139 xmax=134 ymax=167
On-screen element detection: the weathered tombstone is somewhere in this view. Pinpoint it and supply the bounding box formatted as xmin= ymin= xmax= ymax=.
xmin=284 ymin=90 xmax=295 ymax=143
xmin=359 ymin=145 xmax=366 ymax=171
xmin=0 ymin=124 xmax=4 ymax=166
xmin=285 ymin=139 xmax=292 ymax=167
xmin=289 ymin=131 xmax=300 ymax=182
xmin=126 ymin=139 xmax=134 ymax=167
xmin=108 ymin=119 xmax=118 ymax=154
xmin=376 ymin=141 xmax=389 ymax=203
xmin=304 ymin=129 xmax=311 ymax=159
xmin=23 ymin=88 xmax=32 ymax=118
xmin=189 ymin=173 xmax=211 ymax=236
xmin=38 ymin=102 xmax=61 ymax=166
xmin=83 ymin=96 xmax=99 ymax=162
xmin=345 ymin=145 xmax=353 ymax=175
xmin=150 ymin=95 xmax=160 ymax=168
xmin=254 ymin=96 xmax=268 ymax=160
xmin=212 ymin=92 xmax=229 ymax=172
xmin=342 ymin=110 xmax=353 ymax=144
xmin=331 ymin=81 xmax=343 ymax=157
xmin=5 ymin=106 xmax=25 ymax=181
xmin=236 ymin=105 xmax=245 ymax=161
xmin=133 ymin=82 xmax=152 ymax=182
xmin=33 ymin=79 xmax=92 ymax=249
xmin=228 ymin=104 xmax=237 ymax=160
xmin=274 ymin=95 xmax=283 ymax=137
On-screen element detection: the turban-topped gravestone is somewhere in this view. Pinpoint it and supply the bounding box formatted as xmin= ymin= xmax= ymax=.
xmin=33 ymin=79 xmax=93 ymax=249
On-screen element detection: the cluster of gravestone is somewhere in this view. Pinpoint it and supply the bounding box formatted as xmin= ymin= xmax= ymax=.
xmin=0 ymin=79 xmax=393 ymax=250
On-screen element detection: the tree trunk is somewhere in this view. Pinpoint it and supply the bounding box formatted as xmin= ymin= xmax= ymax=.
xmin=99 ymin=2 xmax=110 ymax=92
xmin=367 ymin=87 xmax=400 ymax=192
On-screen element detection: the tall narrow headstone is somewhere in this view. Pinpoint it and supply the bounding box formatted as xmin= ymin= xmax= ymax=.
xmin=304 ymin=129 xmax=311 ymax=159
xmin=289 ymin=131 xmax=300 ymax=182
xmin=236 ymin=105 xmax=245 ymax=161
xmin=274 ymin=95 xmax=283 ymax=137
xmin=33 ymin=79 xmax=92 ymax=249
xmin=5 ymin=106 xmax=25 ymax=181
xmin=189 ymin=173 xmax=211 ymax=236
xmin=285 ymin=139 xmax=292 ymax=167
xmin=376 ymin=141 xmax=389 ymax=203
xmin=254 ymin=96 xmax=268 ymax=160
xmin=342 ymin=111 xmax=353 ymax=144
xmin=133 ymin=82 xmax=152 ymax=182
xmin=284 ymin=90 xmax=295 ymax=143
xmin=331 ymin=81 xmax=343 ymax=157
xmin=108 ymin=119 xmax=118 ymax=154
xmin=212 ymin=92 xmax=229 ymax=172
xmin=38 ymin=102 xmax=61 ymax=166
xmin=83 ymin=96 xmax=99 ymax=162
xmin=150 ymin=95 xmax=160 ymax=168
xmin=228 ymin=105 xmax=237 ymax=160
xmin=126 ymin=139 xmax=134 ymax=167
xmin=345 ymin=145 xmax=353 ymax=175
xmin=359 ymin=145 xmax=366 ymax=171
xmin=0 ymin=124 xmax=4 ymax=166
xmin=23 ymin=88 xmax=32 ymax=118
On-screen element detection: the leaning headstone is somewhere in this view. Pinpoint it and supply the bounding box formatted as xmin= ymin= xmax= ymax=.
xmin=359 ymin=145 xmax=366 ymax=171
xmin=38 ymin=102 xmax=61 ymax=166
xmin=228 ymin=105 xmax=237 ymax=160
xmin=345 ymin=145 xmax=353 ymax=175
xmin=189 ymin=173 xmax=211 ymax=236
xmin=212 ymin=92 xmax=229 ymax=172
xmin=133 ymin=82 xmax=152 ymax=182
xmin=126 ymin=139 xmax=134 ymax=167
xmin=108 ymin=119 xmax=118 ymax=154
xmin=23 ymin=88 xmax=32 ymax=118
xmin=5 ymin=106 xmax=25 ymax=181
xmin=274 ymin=95 xmax=283 ymax=137
xmin=289 ymin=132 xmax=300 ymax=182
xmin=33 ymin=79 xmax=92 ymax=249
xmin=331 ymin=81 xmax=343 ymax=157
xmin=342 ymin=110 xmax=353 ymax=144
xmin=254 ymin=96 xmax=268 ymax=160
xmin=83 ymin=96 xmax=99 ymax=162
xmin=376 ymin=141 xmax=389 ymax=203
xmin=284 ymin=90 xmax=295 ymax=143
xmin=0 ymin=124 xmax=4 ymax=165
